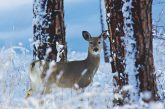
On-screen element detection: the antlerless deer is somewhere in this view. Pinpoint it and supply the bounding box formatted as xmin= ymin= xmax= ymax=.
xmin=26 ymin=31 xmax=107 ymax=97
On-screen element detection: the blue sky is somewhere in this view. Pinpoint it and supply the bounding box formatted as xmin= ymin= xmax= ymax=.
xmin=0 ymin=0 xmax=102 ymax=52
xmin=0 ymin=0 xmax=164 ymax=52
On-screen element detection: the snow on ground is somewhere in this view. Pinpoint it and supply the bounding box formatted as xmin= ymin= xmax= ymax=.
xmin=0 ymin=38 xmax=165 ymax=109
xmin=153 ymin=38 xmax=165 ymax=103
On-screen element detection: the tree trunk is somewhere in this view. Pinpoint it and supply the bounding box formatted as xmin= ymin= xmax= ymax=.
xmin=104 ymin=0 xmax=128 ymax=105
xmin=132 ymin=0 xmax=159 ymax=101
xmin=99 ymin=0 xmax=109 ymax=63
xmin=33 ymin=0 xmax=67 ymax=62
xmin=104 ymin=0 xmax=159 ymax=105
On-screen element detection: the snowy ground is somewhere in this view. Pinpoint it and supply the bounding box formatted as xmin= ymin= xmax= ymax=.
xmin=0 ymin=38 xmax=165 ymax=109
xmin=153 ymin=38 xmax=165 ymax=103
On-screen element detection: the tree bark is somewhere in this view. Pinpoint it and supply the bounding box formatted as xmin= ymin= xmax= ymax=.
xmin=104 ymin=0 xmax=159 ymax=105
xmin=132 ymin=0 xmax=159 ymax=101
xmin=33 ymin=0 xmax=67 ymax=62
xmin=104 ymin=0 xmax=128 ymax=105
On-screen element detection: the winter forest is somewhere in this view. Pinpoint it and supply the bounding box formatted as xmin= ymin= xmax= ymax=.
xmin=0 ymin=0 xmax=165 ymax=109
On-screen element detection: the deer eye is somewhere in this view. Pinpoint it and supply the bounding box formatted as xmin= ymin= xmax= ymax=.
xmin=90 ymin=42 xmax=93 ymax=44
xmin=98 ymin=41 xmax=101 ymax=44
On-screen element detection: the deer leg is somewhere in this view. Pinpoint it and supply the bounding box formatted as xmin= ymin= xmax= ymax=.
xmin=25 ymin=88 xmax=32 ymax=98
xmin=25 ymin=78 xmax=33 ymax=98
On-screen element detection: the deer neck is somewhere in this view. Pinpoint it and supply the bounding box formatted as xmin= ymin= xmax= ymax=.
xmin=86 ymin=51 xmax=100 ymax=70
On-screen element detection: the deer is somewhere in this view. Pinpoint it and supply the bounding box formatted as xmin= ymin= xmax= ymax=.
xmin=26 ymin=31 xmax=107 ymax=97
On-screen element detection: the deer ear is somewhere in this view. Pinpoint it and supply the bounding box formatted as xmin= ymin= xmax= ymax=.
xmin=100 ymin=31 xmax=108 ymax=40
xmin=82 ymin=31 xmax=91 ymax=41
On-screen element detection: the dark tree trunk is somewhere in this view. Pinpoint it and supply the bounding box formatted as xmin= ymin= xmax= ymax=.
xmin=104 ymin=0 xmax=159 ymax=105
xmin=33 ymin=0 xmax=67 ymax=62
xmin=132 ymin=0 xmax=159 ymax=101
xmin=104 ymin=0 xmax=128 ymax=105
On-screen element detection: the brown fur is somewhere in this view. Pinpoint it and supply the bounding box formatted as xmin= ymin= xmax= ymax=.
xmin=26 ymin=31 xmax=105 ymax=97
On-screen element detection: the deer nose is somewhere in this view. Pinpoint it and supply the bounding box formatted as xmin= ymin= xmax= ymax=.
xmin=93 ymin=48 xmax=99 ymax=52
